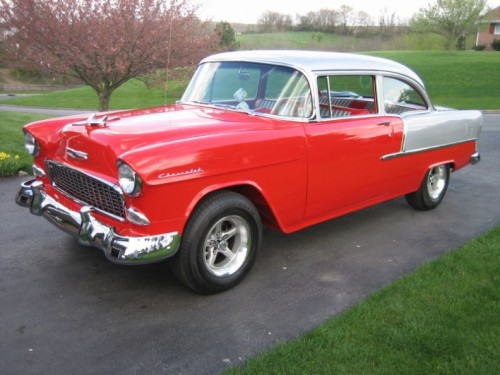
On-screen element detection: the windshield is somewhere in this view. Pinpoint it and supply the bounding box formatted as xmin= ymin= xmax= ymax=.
xmin=181 ymin=62 xmax=313 ymax=119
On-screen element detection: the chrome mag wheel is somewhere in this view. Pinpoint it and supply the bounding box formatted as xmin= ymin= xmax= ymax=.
xmin=203 ymin=215 xmax=251 ymax=277
xmin=426 ymin=165 xmax=448 ymax=200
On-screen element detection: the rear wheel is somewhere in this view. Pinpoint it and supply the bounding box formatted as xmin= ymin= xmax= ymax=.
xmin=405 ymin=164 xmax=450 ymax=210
xmin=170 ymin=191 xmax=262 ymax=294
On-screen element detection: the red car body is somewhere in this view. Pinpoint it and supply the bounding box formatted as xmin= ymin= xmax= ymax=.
xmin=16 ymin=51 xmax=482 ymax=293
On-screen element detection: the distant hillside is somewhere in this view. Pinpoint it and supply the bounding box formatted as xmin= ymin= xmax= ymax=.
xmin=236 ymin=31 xmax=477 ymax=52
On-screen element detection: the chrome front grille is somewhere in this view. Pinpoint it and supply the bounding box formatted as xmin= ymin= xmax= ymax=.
xmin=46 ymin=161 xmax=125 ymax=220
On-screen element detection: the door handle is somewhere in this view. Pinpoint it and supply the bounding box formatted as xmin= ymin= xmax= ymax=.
xmin=377 ymin=121 xmax=392 ymax=127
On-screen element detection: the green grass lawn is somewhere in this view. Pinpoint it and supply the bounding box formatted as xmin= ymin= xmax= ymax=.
xmin=237 ymin=31 xmax=349 ymax=50
xmin=226 ymin=226 xmax=500 ymax=374
xmin=0 ymin=79 xmax=184 ymax=111
xmin=1 ymin=51 xmax=499 ymax=110
xmin=236 ymin=31 xmax=457 ymax=52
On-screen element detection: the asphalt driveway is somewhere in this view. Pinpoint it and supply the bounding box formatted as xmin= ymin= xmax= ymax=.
xmin=0 ymin=115 xmax=499 ymax=374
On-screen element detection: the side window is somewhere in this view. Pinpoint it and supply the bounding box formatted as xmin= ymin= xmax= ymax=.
xmin=383 ymin=77 xmax=428 ymax=114
xmin=255 ymin=67 xmax=312 ymax=118
xmin=317 ymin=75 xmax=376 ymax=119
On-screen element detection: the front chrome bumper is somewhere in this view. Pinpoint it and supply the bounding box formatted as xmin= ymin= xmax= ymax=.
xmin=16 ymin=179 xmax=180 ymax=264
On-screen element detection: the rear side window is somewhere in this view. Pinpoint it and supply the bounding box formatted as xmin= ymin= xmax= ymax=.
xmin=382 ymin=77 xmax=428 ymax=114
xmin=317 ymin=75 xmax=376 ymax=119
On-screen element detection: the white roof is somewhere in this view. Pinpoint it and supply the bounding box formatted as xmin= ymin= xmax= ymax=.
xmin=201 ymin=50 xmax=425 ymax=88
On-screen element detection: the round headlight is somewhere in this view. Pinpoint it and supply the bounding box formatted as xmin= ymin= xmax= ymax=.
xmin=24 ymin=132 xmax=40 ymax=157
xmin=118 ymin=162 xmax=142 ymax=196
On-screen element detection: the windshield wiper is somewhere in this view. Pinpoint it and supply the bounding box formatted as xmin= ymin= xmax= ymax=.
xmin=184 ymin=100 xmax=211 ymax=105
xmin=180 ymin=100 xmax=252 ymax=115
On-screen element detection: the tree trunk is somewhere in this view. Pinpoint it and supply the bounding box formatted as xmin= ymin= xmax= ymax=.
xmin=98 ymin=89 xmax=112 ymax=112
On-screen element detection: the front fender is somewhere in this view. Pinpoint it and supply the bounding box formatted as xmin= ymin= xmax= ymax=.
xmin=121 ymin=126 xmax=308 ymax=233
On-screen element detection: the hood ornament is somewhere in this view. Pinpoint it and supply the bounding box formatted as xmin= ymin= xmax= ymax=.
xmin=72 ymin=113 xmax=109 ymax=127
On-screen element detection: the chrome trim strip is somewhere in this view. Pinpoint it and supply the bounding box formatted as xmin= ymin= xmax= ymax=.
xmin=16 ymin=179 xmax=180 ymax=264
xmin=381 ymin=138 xmax=479 ymax=160
xmin=126 ymin=207 xmax=150 ymax=226
xmin=66 ymin=147 xmax=88 ymax=160
xmin=32 ymin=164 xmax=46 ymax=177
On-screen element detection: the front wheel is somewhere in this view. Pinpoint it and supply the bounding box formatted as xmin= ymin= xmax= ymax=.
xmin=405 ymin=164 xmax=450 ymax=210
xmin=170 ymin=191 xmax=262 ymax=294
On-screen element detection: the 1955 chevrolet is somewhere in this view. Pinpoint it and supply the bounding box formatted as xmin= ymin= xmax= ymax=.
xmin=16 ymin=50 xmax=482 ymax=293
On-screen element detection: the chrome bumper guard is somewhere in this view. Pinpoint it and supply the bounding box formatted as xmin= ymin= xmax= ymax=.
xmin=470 ymin=151 xmax=481 ymax=165
xmin=16 ymin=179 xmax=180 ymax=264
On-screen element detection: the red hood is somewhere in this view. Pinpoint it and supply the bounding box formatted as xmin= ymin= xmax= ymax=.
xmin=27 ymin=104 xmax=281 ymax=181
xmin=63 ymin=104 xmax=263 ymax=153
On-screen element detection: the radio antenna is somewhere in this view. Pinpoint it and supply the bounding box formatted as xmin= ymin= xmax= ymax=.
xmin=164 ymin=16 xmax=173 ymax=106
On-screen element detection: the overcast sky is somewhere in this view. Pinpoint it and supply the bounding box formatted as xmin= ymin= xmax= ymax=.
xmin=197 ymin=0 xmax=498 ymax=24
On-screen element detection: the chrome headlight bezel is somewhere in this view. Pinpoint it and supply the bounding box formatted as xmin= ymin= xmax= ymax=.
xmin=24 ymin=131 xmax=40 ymax=157
xmin=117 ymin=161 xmax=143 ymax=197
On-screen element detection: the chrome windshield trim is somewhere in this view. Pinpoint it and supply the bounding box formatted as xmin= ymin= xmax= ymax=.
xmin=177 ymin=101 xmax=313 ymax=122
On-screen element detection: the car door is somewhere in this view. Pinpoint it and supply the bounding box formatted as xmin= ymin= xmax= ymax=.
xmin=304 ymin=74 xmax=403 ymax=221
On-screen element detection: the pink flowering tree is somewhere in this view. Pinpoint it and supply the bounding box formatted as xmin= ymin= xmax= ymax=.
xmin=0 ymin=0 xmax=216 ymax=111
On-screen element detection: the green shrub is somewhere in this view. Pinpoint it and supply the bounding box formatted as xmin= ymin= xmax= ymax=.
xmin=492 ymin=39 xmax=500 ymax=51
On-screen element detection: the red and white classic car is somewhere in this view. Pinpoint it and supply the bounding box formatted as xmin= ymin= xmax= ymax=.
xmin=16 ymin=50 xmax=482 ymax=293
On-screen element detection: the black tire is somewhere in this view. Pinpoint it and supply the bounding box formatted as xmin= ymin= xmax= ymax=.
xmin=405 ymin=164 xmax=450 ymax=211
xmin=170 ymin=190 xmax=262 ymax=294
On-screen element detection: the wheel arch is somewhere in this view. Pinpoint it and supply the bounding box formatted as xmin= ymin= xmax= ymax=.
xmin=184 ymin=182 xmax=281 ymax=231
xmin=419 ymin=159 xmax=455 ymax=182
xmin=432 ymin=160 xmax=455 ymax=171
xmin=405 ymin=161 xmax=452 ymax=211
